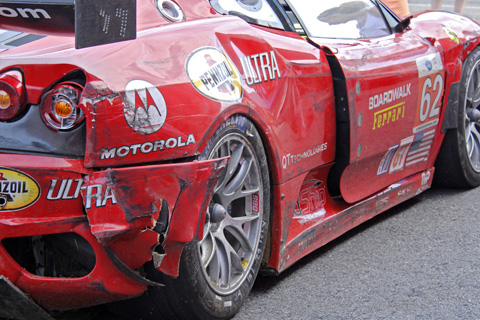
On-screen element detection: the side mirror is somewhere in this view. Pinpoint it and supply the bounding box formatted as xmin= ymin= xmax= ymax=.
xmin=394 ymin=15 xmax=412 ymax=33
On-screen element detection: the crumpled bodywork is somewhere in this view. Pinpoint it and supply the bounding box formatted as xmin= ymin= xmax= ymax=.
xmin=0 ymin=153 xmax=226 ymax=310
xmin=82 ymin=158 xmax=227 ymax=277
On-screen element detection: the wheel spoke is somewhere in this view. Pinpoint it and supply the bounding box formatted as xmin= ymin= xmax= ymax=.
xmin=470 ymin=126 xmax=480 ymax=169
xmin=215 ymin=238 xmax=231 ymax=287
xmin=200 ymin=232 xmax=216 ymax=268
xmin=471 ymin=87 xmax=480 ymax=109
xmin=215 ymin=143 xmax=244 ymax=193
xmin=227 ymin=143 xmax=244 ymax=178
xmin=475 ymin=65 xmax=480 ymax=87
xmin=224 ymin=214 xmax=259 ymax=253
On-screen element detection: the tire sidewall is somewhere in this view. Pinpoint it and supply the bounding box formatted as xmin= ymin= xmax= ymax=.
xmin=456 ymin=47 xmax=480 ymax=186
xmin=181 ymin=115 xmax=270 ymax=319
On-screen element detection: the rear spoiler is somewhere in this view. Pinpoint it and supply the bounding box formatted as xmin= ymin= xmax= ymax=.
xmin=0 ymin=0 xmax=136 ymax=48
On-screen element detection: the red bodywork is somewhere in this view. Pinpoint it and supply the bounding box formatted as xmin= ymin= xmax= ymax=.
xmin=0 ymin=0 xmax=480 ymax=312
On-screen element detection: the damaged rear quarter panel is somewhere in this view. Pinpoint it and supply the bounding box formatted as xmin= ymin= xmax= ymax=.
xmin=81 ymin=158 xmax=227 ymax=276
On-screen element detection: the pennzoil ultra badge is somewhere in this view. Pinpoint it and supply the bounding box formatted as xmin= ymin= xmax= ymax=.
xmin=0 ymin=167 xmax=40 ymax=211
xmin=186 ymin=47 xmax=243 ymax=103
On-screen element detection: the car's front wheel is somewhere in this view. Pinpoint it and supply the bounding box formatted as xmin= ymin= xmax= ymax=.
xmin=142 ymin=116 xmax=271 ymax=319
xmin=435 ymin=47 xmax=480 ymax=187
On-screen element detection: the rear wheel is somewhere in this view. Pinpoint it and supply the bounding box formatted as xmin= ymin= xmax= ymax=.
xmin=143 ymin=116 xmax=270 ymax=319
xmin=435 ymin=47 xmax=480 ymax=187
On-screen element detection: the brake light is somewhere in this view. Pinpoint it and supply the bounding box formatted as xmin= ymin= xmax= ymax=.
xmin=41 ymin=82 xmax=85 ymax=131
xmin=0 ymin=70 xmax=26 ymax=121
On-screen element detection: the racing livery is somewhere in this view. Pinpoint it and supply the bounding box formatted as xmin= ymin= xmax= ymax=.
xmin=1 ymin=0 xmax=480 ymax=319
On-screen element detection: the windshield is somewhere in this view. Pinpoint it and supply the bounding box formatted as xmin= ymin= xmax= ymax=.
xmin=286 ymin=0 xmax=391 ymax=39
xmin=210 ymin=0 xmax=283 ymax=29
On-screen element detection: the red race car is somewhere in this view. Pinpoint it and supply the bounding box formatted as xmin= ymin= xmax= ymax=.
xmin=1 ymin=0 xmax=480 ymax=319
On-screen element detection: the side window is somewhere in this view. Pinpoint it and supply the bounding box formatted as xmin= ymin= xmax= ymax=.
xmin=287 ymin=0 xmax=391 ymax=39
xmin=210 ymin=0 xmax=284 ymax=29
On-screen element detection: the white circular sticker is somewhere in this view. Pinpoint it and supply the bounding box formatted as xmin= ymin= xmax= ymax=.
xmin=123 ymin=80 xmax=167 ymax=135
xmin=186 ymin=47 xmax=243 ymax=103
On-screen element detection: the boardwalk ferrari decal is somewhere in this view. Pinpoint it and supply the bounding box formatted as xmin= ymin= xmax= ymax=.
xmin=186 ymin=47 xmax=243 ymax=102
xmin=123 ymin=80 xmax=167 ymax=135
xmin=0 ymin=167 xmax=40 ymax=211
xmin=369 ymin=83 xmax=411 ymax=131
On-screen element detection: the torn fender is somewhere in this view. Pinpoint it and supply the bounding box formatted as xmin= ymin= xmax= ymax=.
xmin=81 ymin=158 xmax=227 ymax=276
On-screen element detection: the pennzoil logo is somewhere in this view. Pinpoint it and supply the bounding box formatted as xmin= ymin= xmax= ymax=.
xmin=124 ymin=80 xmax=168 ymax=135
xmin=0 ymin=168 xmax=40 ymax=211
xmin=186 ymin=47 xmax=243 ymax=102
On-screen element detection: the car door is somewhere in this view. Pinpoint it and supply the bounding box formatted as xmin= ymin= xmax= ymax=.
xmin=285 ymin=0 xmax=445 ymax=203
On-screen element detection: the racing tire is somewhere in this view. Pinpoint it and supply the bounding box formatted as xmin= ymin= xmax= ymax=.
xmin=434 ymin=47 xmax=480 ymax=188
xmin=141 ymin=116 xmax=271 ymax=319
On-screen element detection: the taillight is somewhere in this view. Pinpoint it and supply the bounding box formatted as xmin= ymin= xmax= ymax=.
xmin=0 ymin=70 xmax=26 ymax=121
xmin=41 ymin=82 xmax=85 ymax=131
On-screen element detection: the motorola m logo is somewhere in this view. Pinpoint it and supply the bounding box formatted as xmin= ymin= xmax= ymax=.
xmin=0 ymin=7 xmax=51 ymax=19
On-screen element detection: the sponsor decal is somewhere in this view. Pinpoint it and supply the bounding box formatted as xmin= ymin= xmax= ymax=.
xmin=293 ymin=180 xmax=326 ymax=224
xmin=83 ymin=184 xmax=117 ymax=209
xmin=201 ymin=115 xmax=247 ymax=158
xmin=47 ymin=178 xmax=117 ymax=209
xmin=414 ymin=53 xmax=444 ymax=133
xmin=240 ymin=50 xmax=281 ymax=86
xmin=443 ymin=27 xmax=460 ymax=44
xmin=377 ymin=129 xmax=435 ymax=175
xmin=369 ymin=83 xmax=411 ymax=110
xmin=377 ymin=145 xmax=397 ymax=175
xmin=398 ymin=185 xmax=413 ymax=199
xmin=372 ymin=102 xmax=405 ymax=130
xmin=282 ymin=143 xmax=328 ymax=169
xmin=389 ymin=136 xmax=413 ymax=173
xmin=417 ymin=170 xmax=433 ymax=195
xmin=47 ymin=179 xmax=83 ymax=200
xmin=251 ymin=194 xmax=260 ymax=214
xmin=375 ymin=196 xmax=389 ymax=212
xmin=405 ymin=129 xmax=435 ymax=167
xmin=100 ymin=134 xmax=196 ymax=160
xmin=421 ymin=170 xmax=431 ymax=186
xmin=0 ymin=168 xmax=40 ymax=211
xmin=186 ymin=47 xmax=242 ymax=102
xmin=123 ymin=80 xmax=167 ymax=135
xmin=0 ymin=7 xmax=50 ymax=19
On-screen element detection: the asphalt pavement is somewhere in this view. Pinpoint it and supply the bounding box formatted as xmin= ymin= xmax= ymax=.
xmin=235 ymin=187 xmax=480 ymax=320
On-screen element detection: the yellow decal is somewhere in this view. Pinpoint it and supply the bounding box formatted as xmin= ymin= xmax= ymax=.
xmin=443 ymin=27 xmax=460 ymax=44
xmin=372 ymin=102 xmax=405 ymax=130
xmin=0 ymin=168 xmax=40 ymax=211
xmin=186 ymin=47 xmax=243 ymax=103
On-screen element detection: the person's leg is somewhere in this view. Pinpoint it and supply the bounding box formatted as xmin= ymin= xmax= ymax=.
xmin=454 ymin=0 xmax=466 ymax=13
xmin=432 ymin=0 xmax=442 ymax=9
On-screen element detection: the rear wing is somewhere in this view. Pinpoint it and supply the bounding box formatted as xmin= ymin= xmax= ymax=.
xmin=0 ymin=0 xmax=136 ymax=48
